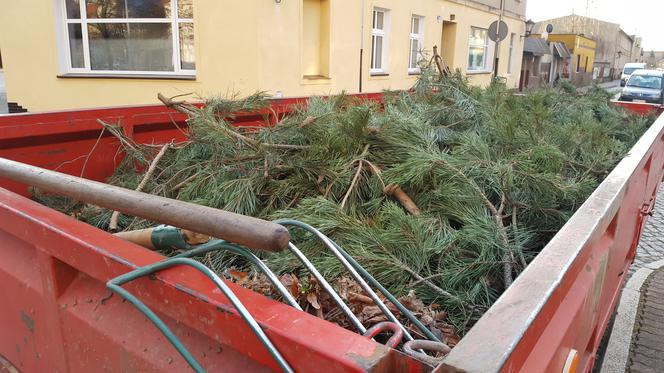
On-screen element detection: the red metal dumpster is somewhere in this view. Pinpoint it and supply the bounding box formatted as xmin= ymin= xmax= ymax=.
xmin=0 ymin=98 xmax=663 ymax=373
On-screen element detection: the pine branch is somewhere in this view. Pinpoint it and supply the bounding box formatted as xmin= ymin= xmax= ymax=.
xmin=434 ymin=157 xmax=514 ymax=287
xmin=109 ymin=143 xmax=170 ymax=231
xmin=340 ymin=160 xmax=364 ymax=209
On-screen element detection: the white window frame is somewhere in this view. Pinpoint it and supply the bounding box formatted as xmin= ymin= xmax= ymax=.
xmin=408 ymin=15 xmax=424 ymax=73
xmin=370 ymin=8 xmax=389 ymax=74
xmin=467 ymin=26 xmax=489 ymax=72
xmin=59 ymin=0 xmax=195 ymax=76
xmin=507 ymin=33 xmax=515 ymax=74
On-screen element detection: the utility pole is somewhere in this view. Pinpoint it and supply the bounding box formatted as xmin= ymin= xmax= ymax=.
xmin=493 ymin=0 xmax=506 ymax=78
xmin=359 ymin=0 xmax=366 ymax=93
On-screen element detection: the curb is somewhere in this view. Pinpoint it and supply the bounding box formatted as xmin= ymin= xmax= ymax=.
xmin=600 ymin=259 xmax=664 ymax=372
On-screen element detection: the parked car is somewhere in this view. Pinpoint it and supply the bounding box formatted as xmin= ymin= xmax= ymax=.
xmin=621 ymin=62 xmax=648 ymax=86
xmin=619 ymin=69 xmax=664 ymax=104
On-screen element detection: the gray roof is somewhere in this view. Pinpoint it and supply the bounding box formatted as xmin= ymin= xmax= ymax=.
xmin=552 ymin=42 xmax=571 ymax=58
xmin=524 ymin=38 xmax=551 ymax=56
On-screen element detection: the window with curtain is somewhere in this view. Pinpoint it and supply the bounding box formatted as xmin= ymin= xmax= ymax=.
xmin=371 ymin=9 xmax=389 ymax=73
xmin=467 ymin=27 xmax=488 ymax=71
xmin=409 ymin=16 xmax=424 ymax=73
xmin=62 ymin=0 xmax=195 ymax=75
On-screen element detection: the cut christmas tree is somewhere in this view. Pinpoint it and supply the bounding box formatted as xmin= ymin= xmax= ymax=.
xmin=35 ymin=71 xmax=653 ymax=340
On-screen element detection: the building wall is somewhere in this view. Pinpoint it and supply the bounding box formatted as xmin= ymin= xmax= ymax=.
xmin=0 ymin=0 xmax=525 ymax=112
xmin=446 ymin=0 xmax=526 ymax=19
xmin=436 ymin=1 xmax=525 ymax=87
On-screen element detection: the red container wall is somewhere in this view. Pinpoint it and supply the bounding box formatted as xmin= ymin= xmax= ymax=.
xmin=0 ymin=97 xmax=662 ymax=373
xmin=0 ymin=95 xmax=422 ymax=373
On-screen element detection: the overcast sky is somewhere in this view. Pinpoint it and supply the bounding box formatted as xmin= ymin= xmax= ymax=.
xmin=526 ymin=0 xmax=664 ymax=51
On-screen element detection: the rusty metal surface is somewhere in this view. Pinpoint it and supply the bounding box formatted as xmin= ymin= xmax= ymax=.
xmin=0 ymin=158 xmax=290 ymax=252
xmin=438 ymin=111 xmax=664 ymax=372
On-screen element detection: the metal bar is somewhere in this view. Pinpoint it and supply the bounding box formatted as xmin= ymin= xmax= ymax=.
xmin=275 ymin=219 xmax=416 ymax=342
xmin=173 ymin=240 xmax=302 ymax=310
xmin=0 ymin=158 xmax=290 ymax=252
xmin=107 ymin=283 xmax=206 ymax=373
xmin=108 ymin=257 xmax=294 ymax=373
xmin=404 ymin=340 xmax=450 ymax=367
xmin=363 ymin=322 xmax=404 ymax=349
xmin=287 ymin=242 xmax=367 ymax=333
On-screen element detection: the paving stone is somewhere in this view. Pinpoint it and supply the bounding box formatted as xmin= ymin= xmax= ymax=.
xmin=628 ymin=360 xmax=661 ymax=373
xmin=641 ymin=301 xmax=664 ymax=314
xmin=643 ymin=299 xmax=664 ymax=308
xmin=629 ymin=346 xmax=661 ymax=360
xmin=630 ymin=343 xmax=664 ymax=356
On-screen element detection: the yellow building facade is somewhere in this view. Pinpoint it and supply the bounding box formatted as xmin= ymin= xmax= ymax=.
xmin=544 ymin=34 xmax=596 ymax=73
xmin=0 ymin=0 xmax=526 ymax=111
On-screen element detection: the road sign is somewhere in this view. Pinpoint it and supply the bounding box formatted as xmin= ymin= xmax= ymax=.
xmin=488 ymin=20 xmax=509 ymax=42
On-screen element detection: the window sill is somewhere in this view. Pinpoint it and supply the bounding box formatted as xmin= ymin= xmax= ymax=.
xmin=301 ymin=76 xmax=332 ymax=85
xmin=408 ymin=71 xmax=422 ymax=76
xmin=57 ymin=73 xmax=197 ymax=81
xmin=466 ymin=70 xmax=492 ymax=75
xmin=370 ymin=72 xmax=390 ymax=77
xmin=303 ymin=75 xmax=330 ymax=80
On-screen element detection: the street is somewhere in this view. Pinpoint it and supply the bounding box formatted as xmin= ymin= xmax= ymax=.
xmin=599 ymin=80 xmax=622 ymax=94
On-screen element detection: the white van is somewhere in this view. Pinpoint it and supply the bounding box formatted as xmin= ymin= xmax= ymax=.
xmin=621 ymin=63 xmax=647 ymax=86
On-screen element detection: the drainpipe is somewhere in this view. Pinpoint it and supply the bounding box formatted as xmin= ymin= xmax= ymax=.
xmin=359 ymin=0 xmax=366 ymax=92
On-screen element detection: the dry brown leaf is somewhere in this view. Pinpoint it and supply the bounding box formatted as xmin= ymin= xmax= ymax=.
xmin=307 ymin=292 xmax=321 ymax=310
xmin=420 ymin=314 xmax=434 ymax=326
xmin=228 ymin=269 xmax=248 ymax=282
xmin=279 ymin=274 xmax=300 ymax=298
xmin=223 ymin=273 xmax=461 ymax=345
xmin=289 ymin=276 xmax=300 ymax=298
xmin=348 ymin=292 xmax=373 ymax=304
xmin=398 ymin=291 xmax=425 ymax=313
xmin=360 ymin=305 xmax=383 ymax=321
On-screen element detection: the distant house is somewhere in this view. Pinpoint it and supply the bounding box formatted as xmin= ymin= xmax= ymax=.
xmin=644 ymin=51 xmax=664 ymax=69
xmin=533 ymin=15 xmax=638 ymax=81
xmin=544 ymin=34 xmax=596 ymax=87
xmin=520 ymin=38 xmax=551 ymax=90
xmin=520 ymin=37 xmax=572 ymax=90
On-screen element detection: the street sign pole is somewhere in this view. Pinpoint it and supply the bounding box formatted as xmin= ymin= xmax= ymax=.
xmin=493 ymin=0 xmax=506 ymax=78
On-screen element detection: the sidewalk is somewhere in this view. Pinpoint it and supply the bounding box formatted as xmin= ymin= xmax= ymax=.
xmin=578 ymin=80 xmax=621 ymax=95
xmin=597 ymin=80 xmax=621 ymax=89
